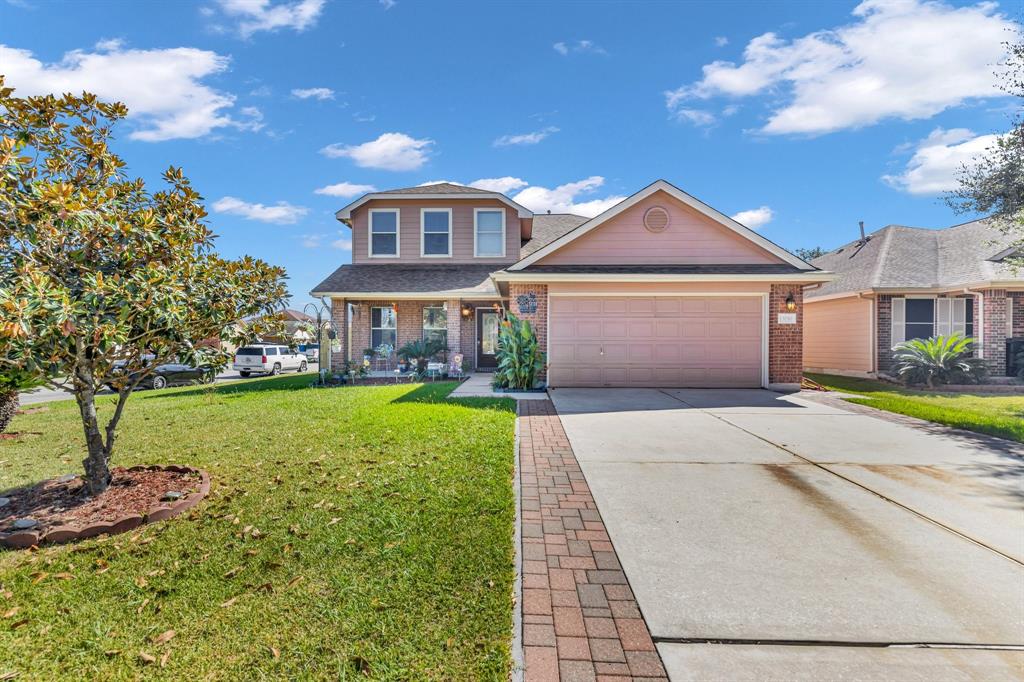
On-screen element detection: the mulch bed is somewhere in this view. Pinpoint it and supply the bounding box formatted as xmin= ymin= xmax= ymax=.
xmin=0 ymin=465 xmax=210 ymax=549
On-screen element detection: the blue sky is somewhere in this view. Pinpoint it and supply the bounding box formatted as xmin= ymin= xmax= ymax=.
xmin=1 ymin=0 xmax=1018 ymax=307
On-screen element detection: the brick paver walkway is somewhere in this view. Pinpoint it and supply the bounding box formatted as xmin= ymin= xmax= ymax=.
xmin=518 ymin=399 xmax=668 ymax=681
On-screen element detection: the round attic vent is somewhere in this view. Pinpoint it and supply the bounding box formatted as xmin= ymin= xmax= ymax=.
xmin=643 ymin=206 xmax=670 ymax=232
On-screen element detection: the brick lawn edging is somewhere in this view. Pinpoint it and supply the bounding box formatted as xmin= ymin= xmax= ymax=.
xmin=0 ymin=465 xmax=210 ymax=549
xmin=517 ymin=399 xmax=668 ymax=681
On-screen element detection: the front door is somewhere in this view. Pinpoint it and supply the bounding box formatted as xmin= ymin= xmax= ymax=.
xmin=476 ymin=310 xmax=501 ymax=370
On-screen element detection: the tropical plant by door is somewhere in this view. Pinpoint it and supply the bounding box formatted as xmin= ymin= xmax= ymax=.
xmin=492 ymin=313 xmax=545 ymax=390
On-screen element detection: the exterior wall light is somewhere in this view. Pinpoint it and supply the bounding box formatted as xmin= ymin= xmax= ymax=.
xmin=461 ymin=305 xmax=472 ymax=318
xmin=785 ymin=293 xmax=797 ymax=311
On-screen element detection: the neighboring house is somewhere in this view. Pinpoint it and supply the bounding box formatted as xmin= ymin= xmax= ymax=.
xmin=804 ymin=220 xmax=1024 ymax=377
xmin=311 ymin=180 xmax=830 ymax=388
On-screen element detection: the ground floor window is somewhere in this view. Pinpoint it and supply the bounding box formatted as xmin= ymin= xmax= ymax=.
xmin=422 ymin=306 xmax=447 ymax=349
xmin=893 ymin=297 xmax=974 ymax=343
xmin=371 ymin=306 xmax=397 ymax=349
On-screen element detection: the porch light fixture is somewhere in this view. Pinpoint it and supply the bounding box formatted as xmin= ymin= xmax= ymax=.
xmin=461 ymin=305 xmax=472 ymax=318
xmin=785 ymin=293 xmax=796 ymax=311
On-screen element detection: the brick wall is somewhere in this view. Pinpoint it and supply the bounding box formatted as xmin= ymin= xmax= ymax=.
xmin=348 ymin=300 xmax=450 ymax=360
xmin=329 ymin=297 xmax=348 ymax=371
xmin=768 ymin=284 xmax=803 ymax=385
xmin=981 ymin=289 xmax=1008 ymax=375
xmin=508 ymin=284 xmax=549 ymax=378
xmin=876 ymin=295 xmax=893 ymax=373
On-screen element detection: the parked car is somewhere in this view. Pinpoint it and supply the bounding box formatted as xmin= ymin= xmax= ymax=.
xmin=233 ymin=344 xmax=308 ymax=377
xmin=108 ymin=357 xmax=215 ymax=390
xmin=304 ymin=344 xmax=320 ymax=362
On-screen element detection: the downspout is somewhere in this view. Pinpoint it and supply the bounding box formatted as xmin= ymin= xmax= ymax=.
xmin=857 ymin=291 xmax=877 ymax=374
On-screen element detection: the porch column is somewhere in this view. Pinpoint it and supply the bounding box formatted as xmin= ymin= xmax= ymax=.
xmin=446 ymin=299 xmax=462 ymax=360
xmin=329 ymin=296 xmax=348 ymax=372
xmin=981 ymin=289 xmax=1008 ymax=376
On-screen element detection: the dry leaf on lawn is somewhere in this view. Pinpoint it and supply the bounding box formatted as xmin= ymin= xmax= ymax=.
xmin=152 ymin=629 xmax=176 ymax=645
xmin=223 ymin=566 xmax=242 ymax=579
xmin=2 ymin=608 xmax=18 ymax=619
xmin=160 ymin=650 xmax=171 ymax=667
xmin=138 ymin=651 xmax=156 ymax=664
xmin=285 ymin=576 xmax=303 ymax=588
xmin=220 ymin=596 xmax=239 ymax=608
xmin=136 ymin=598 xmax=150 ymax=615
xmin=269 ymin=646 xmax=280 ymax=659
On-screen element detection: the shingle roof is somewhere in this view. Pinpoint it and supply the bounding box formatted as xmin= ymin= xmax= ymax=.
xmin=376 ymin=182 xmax=494 ymax=195
xmin=280 ymin=309 xmax=314 ymax=322
xmin=808 ymin=219 xmax=1022 ymax=299
xmin=522 ymin=213 xmax=589 ymax=257
xmin=311 ymin=264 xmax=500 ymax=297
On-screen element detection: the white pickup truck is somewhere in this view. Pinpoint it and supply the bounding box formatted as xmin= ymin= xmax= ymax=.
xmin=233 ymin=344 xmax=307 ymax=377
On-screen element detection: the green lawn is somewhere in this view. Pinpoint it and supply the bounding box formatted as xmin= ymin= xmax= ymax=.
xmin=807 ymin=373 xmax=1024 ymax=443
xmin=0 ymin=377 xmax=516 ymax=680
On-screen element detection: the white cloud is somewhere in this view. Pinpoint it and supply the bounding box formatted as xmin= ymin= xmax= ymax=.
xmin=94 ymin=38 xmax=124 ymax=51
xmin=672 ymin=108 xmax=716 ymax=126
xmin=215 ymin=0 xmax=325 ymax=38
xmin=730 ymin=205 xmax=774 ymax=229
xmin=331 ymin=235 xmax=352 ymax=250
xmin=379 ymin=0 xmax=395 ymax=8
xmin=291 ymin=87 xmax=334 ymax=100
xmin=0 ymin=43 xmax=256 ymax=142
xmin=320 ymin=132 xmax=433 ymax=171
xmin=553 ymin=39 xmax=607 ymax=56
xmin=882 ymin=127 xmax=999 ymax=195
xmin=512 ymin=176 xmax=625 ymax=218
xmin=469 ymin=177 xmax=529 ymax=194
xmin=301 ymin=233 xmax=322 ymax=248
xmin=493 ymin=126 xmax=559 ymax=147
xmin=314 ymin=181 xmax=377 ymax=198
xmin=666 ymin=0 xmax=1015 ymax=135
xmin=714 ymin=36 xmax=729 ymax=47
xmin=212 ymin=196 xmax=309 ymax=224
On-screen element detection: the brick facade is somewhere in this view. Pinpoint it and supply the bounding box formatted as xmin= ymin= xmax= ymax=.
xmin=329 ymin=297 xmax=348 ymax=371
xmin=1011 ymin=292 xmax=1024 ymax=337
xmin=981 ymin=289 xmax=1008 ymax=376
xmin=768 ymin=284 xmax=803 ymax=385
xmin=508 ymin=283 xmax=549 ymax=378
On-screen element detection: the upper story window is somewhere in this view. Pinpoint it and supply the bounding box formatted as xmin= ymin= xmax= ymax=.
xmin=369 ymin=209 xmax=400 ymax=257
xmin=421 ymin=209 xmax=452 ymax=257
xmin=474 ymin=208 xmax=505 ymax=258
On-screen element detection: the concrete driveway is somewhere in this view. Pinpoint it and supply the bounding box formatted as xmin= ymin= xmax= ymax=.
xmin=549 ymin=388 xmax=1024 ymax=681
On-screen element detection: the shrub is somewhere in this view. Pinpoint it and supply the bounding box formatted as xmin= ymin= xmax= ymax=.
xmin=492 ymin=313 xmax=545 ymax=390
xmin=891 ymin=333 xmax=987 ymax=388
xmin=0 ymin=366 xmax=43 ymax=433
xmin=397 ymin=339 xmax=447 ymax=376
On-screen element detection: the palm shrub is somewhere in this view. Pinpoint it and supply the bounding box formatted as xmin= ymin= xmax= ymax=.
xmin=891 ymin=333 xmax=987 ymax=388
xmin=0 ymin=366 xmax=43 ymax=433
xmin=397 ymin=338 xmax=447 ymax=376
xmin=492 ymin=313 xmax=545 ymax=390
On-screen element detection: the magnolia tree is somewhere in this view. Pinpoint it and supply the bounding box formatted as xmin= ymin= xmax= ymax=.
xmin=0 ymin=78 xmax=288 ymax=494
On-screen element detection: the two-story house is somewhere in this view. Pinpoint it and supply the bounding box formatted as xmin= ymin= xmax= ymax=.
xmin=311 ymin=180 xmax=831 ymax=389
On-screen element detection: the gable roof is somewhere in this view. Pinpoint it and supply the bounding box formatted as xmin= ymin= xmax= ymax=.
xmin=522 ymin=213 xmax=589 ymax=257
xmin=335 ymin=183 xmax=533 ymax=222
xmin=808 ymin=219 xmax=1023 ymax=299
xmin=509 ymin=179 xmax=815 ymax=271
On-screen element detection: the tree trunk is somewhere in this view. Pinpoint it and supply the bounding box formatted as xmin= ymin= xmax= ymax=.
xmin=0 ymin=389 xmax=18 ymax=433
xmin=74 ymin=383 xmax=111 ymax=496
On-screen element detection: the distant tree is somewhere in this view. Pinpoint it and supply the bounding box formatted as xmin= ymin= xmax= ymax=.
xmin=945 ymin=34 xmax=1024 ymax=270
xmin=0 ymin=77 xmax=288 ymax=494
xmin=794 ymin=246 xmax=826 ymax=261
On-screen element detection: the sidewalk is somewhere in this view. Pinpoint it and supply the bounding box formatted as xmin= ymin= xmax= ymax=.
xmin=449 ymin=373 xmax=550 ymax=400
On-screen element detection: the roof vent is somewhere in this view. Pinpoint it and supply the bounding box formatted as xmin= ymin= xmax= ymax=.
xmin=643 ymin=206 xmax=670 ymax=233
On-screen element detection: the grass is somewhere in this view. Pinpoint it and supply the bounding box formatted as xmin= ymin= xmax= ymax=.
xmin=807 ymin=373 xmax=1024 ymax=443
xmin=0 ymin=376 xmax=516 ymax=680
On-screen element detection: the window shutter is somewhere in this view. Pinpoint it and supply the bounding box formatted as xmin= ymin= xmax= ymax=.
xmin=891 ymin=298 xmax=905 ymax=345
xmin=952 ymin=299 xmax=967 ymax=336
xmin=936 ymin=298 xmax=952 ymax=337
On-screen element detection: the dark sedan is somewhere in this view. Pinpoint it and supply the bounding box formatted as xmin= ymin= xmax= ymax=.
xmin=108 ymin=360 xmax=215 ymax=390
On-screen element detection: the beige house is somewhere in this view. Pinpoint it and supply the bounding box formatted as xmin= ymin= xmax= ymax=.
xmin=312 ymin=180 xmax=831 ymax=389
xmin=804 ymin=220 xmax=1024 ymax=377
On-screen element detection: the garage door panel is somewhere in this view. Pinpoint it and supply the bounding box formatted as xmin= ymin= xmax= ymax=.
xmin=550 ymin=295 xmax=764 ymax=388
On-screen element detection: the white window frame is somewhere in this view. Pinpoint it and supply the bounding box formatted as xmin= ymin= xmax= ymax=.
xmin=370 ymin=305 xmax=397 ymax=349
xmin=422 ymin=306 xmax=448 ymax=346
xmin=474 ymin=208 xmax=506 ymax=258
xmin=420 ymin=208 xmax=452 ymax=258
xmin=368 ymin=208 xmax=401 ymax=258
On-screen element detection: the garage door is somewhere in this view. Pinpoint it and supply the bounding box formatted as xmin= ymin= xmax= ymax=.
xmin=548 ymin=296 xmax=763 ymax=388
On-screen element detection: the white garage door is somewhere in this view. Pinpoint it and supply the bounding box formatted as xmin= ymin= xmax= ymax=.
xmin=548 ymin=296 xmax=764 ymax=388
